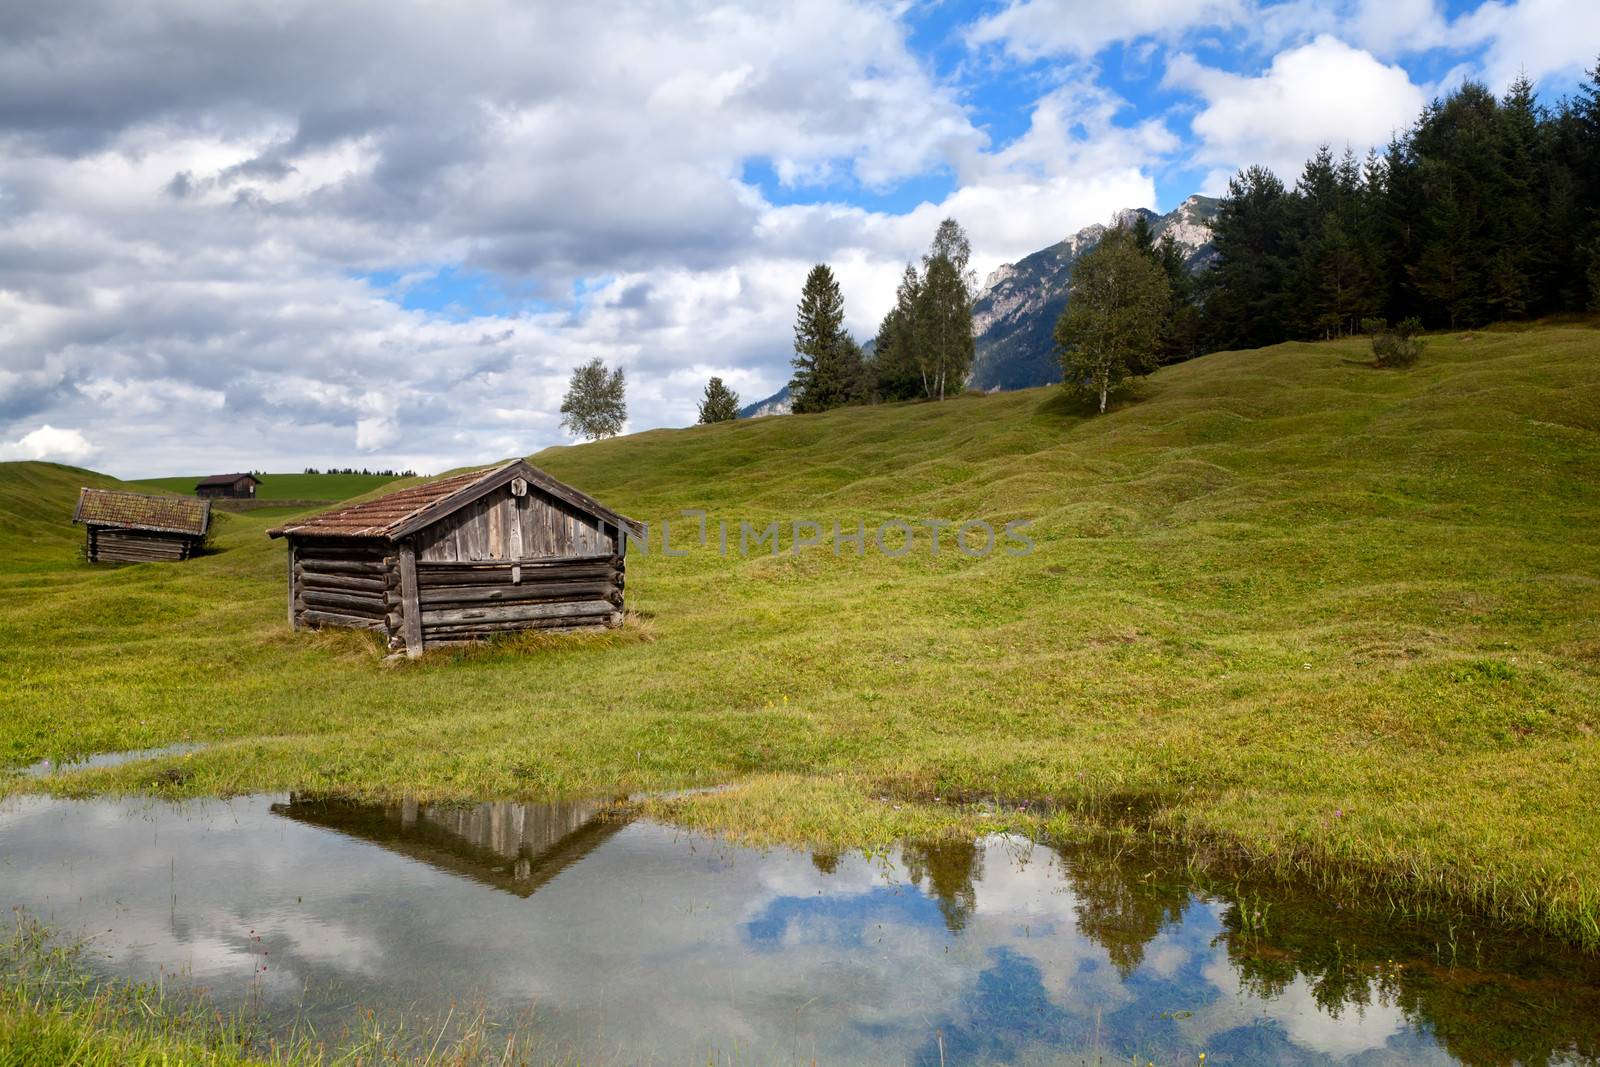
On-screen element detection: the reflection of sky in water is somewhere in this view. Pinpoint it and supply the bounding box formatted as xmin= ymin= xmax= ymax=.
xmin=0 ymin=795 xmax=1584 ymax=1064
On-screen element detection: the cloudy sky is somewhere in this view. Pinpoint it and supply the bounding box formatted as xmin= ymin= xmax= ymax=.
xmin=2 ymin=0 xmax=1597 ymax=476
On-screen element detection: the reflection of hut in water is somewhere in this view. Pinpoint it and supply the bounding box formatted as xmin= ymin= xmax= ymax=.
xmin=271 ymin=795 xmax=626 ymax=897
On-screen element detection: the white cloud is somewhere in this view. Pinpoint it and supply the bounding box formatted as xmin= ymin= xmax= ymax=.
xmin=0 ymin=1 xmax=1182 ymax=475
xmin=1166 ymin=35 xmax=1427 ymax=190
xmin=969 ymin=0 xmax=1248 ymax=60
xmin=0 ymin=1 xmax=1577 ymax=483
xmin=0 ymin=424 xmax=97 ymax=463
xmin=1194 ymin=954 xmax=1412 ymax=1058
xmin=1449 ymin=0 xmax=1600 ymax=90
xmin=1346 ymin=0 xmax=1450 ymax=55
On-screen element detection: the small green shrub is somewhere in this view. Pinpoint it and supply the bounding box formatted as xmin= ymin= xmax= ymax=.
xmin=1366 ymin=317 xmax=1425 ymax=368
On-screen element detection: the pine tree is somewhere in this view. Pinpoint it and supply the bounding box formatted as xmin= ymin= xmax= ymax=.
xmin=1544 ymin=100 xmax=1588 ymax=309
xmin=1176 ymin=70 xmax=1600 ymax=346
xmin=1412 ymin=84 xmax=1502 ymax=328
xmin=1055 ymin=227 xmax=1170 ymax=414
xmin=789 ymin=264 xmax=861 ymax=413
xmin=1571 ymin=56 xmax=1600 ymax=307
xmin=1199 ymin=166 xmax=1293 ymax=350
xmin=1155 ymin=232 xmax=1200 ymax=361
xmin=696 ymin=377 xmax=740 ymax=423
xmin=870 ymin=265 xmax=924 ymax=401
xmin=1488 ymin=75 xmax=1544 ymax=318
xmin=1131 ymin=226 xmax=1200 ymax=363
xmin=1411 ymin=162 xmax=1474 ymax=329
xmin=1130 ymin=213 xmax=1157 ymax=256
xmin=836 ymin=336 xmax=869 ymax=404
xmin=559 ymin=358 xmax=626 ymax=440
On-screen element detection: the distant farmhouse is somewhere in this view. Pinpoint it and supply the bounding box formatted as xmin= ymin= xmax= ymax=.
xmin=195 ymin=473 xmax=261 ymax=499
xmin=268 ymin=460 xmax=639 ymax=657
xmin=74 ymin=488 xmax=211 ymax=563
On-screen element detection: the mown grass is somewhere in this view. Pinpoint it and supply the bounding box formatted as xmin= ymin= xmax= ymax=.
xmin=2 ymin=324 xmax=1598 ymax=950
xmin=127 ymin=472 xmax=403 ymax=503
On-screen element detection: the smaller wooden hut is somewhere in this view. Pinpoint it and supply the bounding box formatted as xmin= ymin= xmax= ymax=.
xmin=267 ymin=460 xmax=639 ymax=656
xmin=195 ymin=473 xmax=261 ymax=499
xmin=73 ymin=488 xmax=211 ymax=563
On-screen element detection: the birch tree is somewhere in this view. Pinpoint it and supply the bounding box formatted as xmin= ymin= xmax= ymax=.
xmin=1054 ymin=227 xmax=1169 ymax=414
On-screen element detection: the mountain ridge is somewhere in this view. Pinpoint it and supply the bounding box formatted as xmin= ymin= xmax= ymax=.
xmin=968 ymin=194 xmax=1219 ymax=391
xmin=740 ymin=195 xmax=1219 ymax=415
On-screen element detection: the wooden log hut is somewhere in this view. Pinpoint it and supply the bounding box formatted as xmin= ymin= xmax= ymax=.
xmin=195 ymin=473 xmax=261 ymax=499
xmin=73 ymin=488 xmax=211 ymax=563
xmin=267 ymin=459 xmax=639 ymax=657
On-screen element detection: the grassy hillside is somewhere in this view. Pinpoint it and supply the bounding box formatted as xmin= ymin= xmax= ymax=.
xmin=2 ymin=323 xmax=1598 ymax=945
xmin=128 ymin=471 xmax=402 ymax=502
xmin=0 ymin=463 xmax=127 ymax=568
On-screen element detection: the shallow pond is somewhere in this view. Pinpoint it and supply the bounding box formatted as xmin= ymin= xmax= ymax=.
xmin=1 ymin=793 xmax=1597 ymax=1065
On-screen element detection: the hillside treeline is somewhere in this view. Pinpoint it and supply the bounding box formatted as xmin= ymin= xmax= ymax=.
xmin=1201 ymin=64 xmax=1600 ymax=351
xmin=301 ymin=466 xmax=417 ymax=477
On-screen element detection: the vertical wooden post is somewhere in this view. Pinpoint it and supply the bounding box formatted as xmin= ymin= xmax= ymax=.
xmin=287 ymin=540 xmax=299 ymax=630
xmin=509 ymin=493 xmax=525 ymax=560
xmin=398 ymin=540 xmax=424 ymax=658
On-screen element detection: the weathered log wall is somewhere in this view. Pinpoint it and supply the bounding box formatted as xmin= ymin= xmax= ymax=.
xmin=414 ymin=554 xmax=625 ymax=646
xmin=287 ymin=540 xmax=625 ymax=654
xmin=290 ymin=539 xmax=394 ymax=635
xmin=87 ymin=526 xmax=199 ymax=563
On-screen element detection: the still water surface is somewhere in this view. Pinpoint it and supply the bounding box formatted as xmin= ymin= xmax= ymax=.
xmin=1 ymin=793 xmax=1596 ymax=1065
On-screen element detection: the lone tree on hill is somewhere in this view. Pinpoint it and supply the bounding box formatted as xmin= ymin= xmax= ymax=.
xmin=789 ymin=263 xmax=865 ymax=413
xmin=914 ymin=218 xmax=976 ymax=400
xmin=697 ymin=376 xmax=741 ymax=423
xmin=1054 ymin=226 xmax=1170 ymax=414
xmin=560 ymin=357 xmax=627 ymax=440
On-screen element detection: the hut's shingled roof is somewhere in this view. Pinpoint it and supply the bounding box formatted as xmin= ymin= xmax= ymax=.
xmin=73 ymin=489 xmax=210 ymax=536
xmin=267 ymin=461 xmax=639 ymax=541
xmin=267 ymin=468 xmax=491 ymax=539
xmin=196 ymin=472 xmax=260 ymax=488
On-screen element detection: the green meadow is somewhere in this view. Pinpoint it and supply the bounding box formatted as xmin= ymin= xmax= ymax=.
xmin=3 ymin=323 xmax=1598 ymax=950
xmin=127 ymin=471 xmax=403 ymax=503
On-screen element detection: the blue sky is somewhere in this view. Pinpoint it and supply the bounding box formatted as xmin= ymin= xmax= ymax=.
xmin=1 ymin=0 xmax=1597 ymax=473
xmin=390 ymin=0 xmax=1598 ymax=321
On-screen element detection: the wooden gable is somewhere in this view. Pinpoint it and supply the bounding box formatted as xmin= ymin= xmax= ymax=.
xmin=410 ymin=479 xmax=620 ymax=563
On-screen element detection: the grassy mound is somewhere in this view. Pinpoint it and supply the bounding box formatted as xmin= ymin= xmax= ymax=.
xmin=2 ymin=324 xmax=1598 ymax=945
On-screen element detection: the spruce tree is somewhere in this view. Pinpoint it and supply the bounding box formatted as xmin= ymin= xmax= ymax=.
xmin=1136 ymin=228 xmax=1199 ymax=363
xmin=1489 ymin=75 xmax=1544 ymax=318
xmin=1130 ymin=213 xmax=1157 ymax=256
xmin=789 ymin=263 xmax=846 ymax=413
xmin=1412 ymin=85 xmax=1500 ymax=327
xmin=1175 ymin=69 xmax=1600 ymax=345
xmin=1565 ymin=57 xmax=1600 ymax=308
xmin=1198 ymin=166 xmax=1293 ymax=350
xmin=697 ymin=377 xmax=740 ymax=423
xmin=869 ymin=265 xmax=924 ymax=401
xmin=789 ymin=264 xmax=862 ymax=413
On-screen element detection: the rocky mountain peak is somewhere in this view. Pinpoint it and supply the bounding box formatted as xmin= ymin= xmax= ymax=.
xmin=740 ymin=193 xmax=1222 ymax=415
xmin=967 ymin=194 xmax=1219 ymax=392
